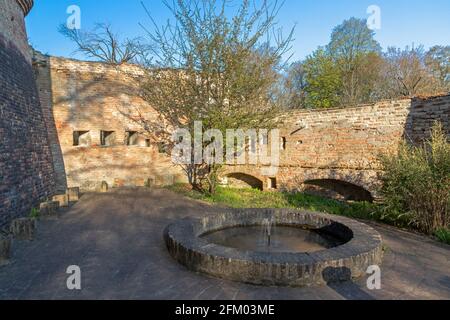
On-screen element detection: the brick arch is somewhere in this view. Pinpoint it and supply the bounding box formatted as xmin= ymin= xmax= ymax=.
xmin=303 ymin=169 xmax=376 ymax=190
xmin=222 ymin=166 xmax=381 ymax=199
xmin=303 ymin=179 xmax=374 ymax=202
xmin=222 ymin=165 xmax=266 ymax=181
xmin=224 ymin=172 xmax=264 ymax=190
xmin=289 ymin=168 xmax=380 ymax=201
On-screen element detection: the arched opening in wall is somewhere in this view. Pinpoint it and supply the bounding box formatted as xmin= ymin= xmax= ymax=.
xmin=303 ymin=179 xmax=374 ymax=202
xmin=225 ymin=173 xmax=264 ymax=191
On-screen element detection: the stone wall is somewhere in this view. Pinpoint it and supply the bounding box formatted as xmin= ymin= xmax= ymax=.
xmin=225 ymin=95 xmax=450 ymax=198
xmin=35 ymin=56 xmax=185 ymax=191
xmin=1 ymin=0 xmax=447 ymax=229
xmin=33 ymin=52 xmax=68 ymax=193
xmin=29 ymin=49 xmax=449 ymax=199
xmin=279 ymin=99 xmax=411 ymax=170
xmin=33 ymin=52 xmax=449 ymax=198
xmin=407 ymin=95 xmax=450 ymax=144
xmin=0 ymin=0 xmax=33 ymax=60
xmin=0 ymin=0 xmax=55 ymax=228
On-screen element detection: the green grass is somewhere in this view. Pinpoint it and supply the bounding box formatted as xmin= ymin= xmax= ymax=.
xmin=435 ymin=228 xmax=450 ymax=245
xmin=29 ymin=207 xmax=40 ymax=219
xmin=167 ymin=184 xmax=382 ymax=221
xmin=167 ymin=184 xmax=450 ymax=245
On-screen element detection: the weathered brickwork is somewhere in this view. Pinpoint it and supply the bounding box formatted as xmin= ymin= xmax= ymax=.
xmin=33 ymin=54 xmax=449 ymax=199
xmin=225 ymin=96 xmax=449 ymax=198
xmin=35 ymin=56 xmax=185 ymax=191
xmin=407 ymin=96 xmax=450 ymax=144
xmin=1 ymin=0 xmax=449 ymax=223
xmin=0 ymin=0 xmax=32 ymax=60
xmin=33 ymin=52 xmax=68 ymax=193
xmin=0 ymin=0 xmax=55 ymax=229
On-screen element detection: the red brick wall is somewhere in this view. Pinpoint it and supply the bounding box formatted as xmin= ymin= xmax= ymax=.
xmin=0 ymin=0 xmax=55 ymax=229
xmin=37 ymin=56 xmax=185 ymax=191
xmin=34 ymin=56 xmax=450 ymax=198
xmin=225 ymin=95 xmax=449 ymax=196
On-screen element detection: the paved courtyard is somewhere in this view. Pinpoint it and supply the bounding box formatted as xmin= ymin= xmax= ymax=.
xmin=0 ymin=188 xmax=449 ymax=300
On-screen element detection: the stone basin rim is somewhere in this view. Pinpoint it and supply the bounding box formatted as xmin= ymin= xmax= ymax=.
xmin=164 ymin=208 xmax=383 ymax=286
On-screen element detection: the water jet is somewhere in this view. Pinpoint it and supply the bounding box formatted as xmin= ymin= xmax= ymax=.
xmin=164 ymin=209 xmax=383 ymax=286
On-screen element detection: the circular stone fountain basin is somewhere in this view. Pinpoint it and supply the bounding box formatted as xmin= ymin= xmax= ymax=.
xmin=164 ymin=209 xmax=383 ymax=287
xmin=202 ymin=225 xmax=345 ymax=253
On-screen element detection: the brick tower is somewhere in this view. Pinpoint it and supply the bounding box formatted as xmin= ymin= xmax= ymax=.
xmin=0 ymin=0 xmax=56 ymax=228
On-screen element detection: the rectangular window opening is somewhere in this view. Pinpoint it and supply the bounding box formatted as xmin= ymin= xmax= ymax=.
xmin=158 ymin=142 xmax=168 ymax=154
xmin=245 ymin=136 xmax=257 ymax=153
xmin=101 ymin=131 xmax=116 ymax=147
xmin=282 ymin=137 xmax=287 ymax=150
xmin=126 ymin=131 xmax=139 ymax=146
xmin=268 ymin=177 xmax=277 ymax=190
xmin=261 ymin=134 xmax=269 ymax=146
xmin=73 ymin=131 xmax=90 ymax=147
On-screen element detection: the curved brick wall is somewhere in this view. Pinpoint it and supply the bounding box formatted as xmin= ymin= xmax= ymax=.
xmin=224 ymin=95 xmax=449 ymax=197
xmin=0 ymin=0 xmax=33 ymax=59
xmin=26 ymin=48 xmax=449 ymax=200
xmin=1 ymin=0 xmax=447 ymax=228
xmin=0 ymin=0 xmax=55 ymax=228
xmin=16 ymin=0 xmax=34 ymax=15
xmin=31 ymin=55 xmax=449 ymax=199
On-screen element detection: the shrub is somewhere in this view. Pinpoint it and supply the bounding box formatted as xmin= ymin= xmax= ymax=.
xmin=29 ymin=208 xmax=40 ymax=219
xmin=435 ymin=228 xmax=450 ymax=245
xmin=379 ymin=122 xmax=450 ymax=234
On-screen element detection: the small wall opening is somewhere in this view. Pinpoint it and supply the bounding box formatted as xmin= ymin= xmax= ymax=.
xmin=126 ymin=131 xmax=139 ymax=146
xmin=101 ymin=131 xmax=116 ymax=146
xmin=73 ymin=131 xmax=90 ymax=147
xmin=158 ymin=142 xmax=168 ymax=153
xmin=281 ymin=137 xmax=287 ymax=150
xmin=268 ymin=177 xmax=277 ymax=190
xmin=226 ymin=173 xmax=263 ymax=191
xmin=245 ymin=137 xmax=257 ymax=153
xmin=303 ymin=179 xmax=374 ymax=202
xmin=260 ymin=134 xmax=269 ymax=145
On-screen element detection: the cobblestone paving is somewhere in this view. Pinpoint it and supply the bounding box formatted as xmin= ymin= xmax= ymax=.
xmin=0 ymin=188 xmax=449 ymax=300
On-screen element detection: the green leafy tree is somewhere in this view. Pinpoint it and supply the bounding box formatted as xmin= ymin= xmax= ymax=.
xmin=327 ymin=17 xmax=382 ymax=106
xmin=288 ymin=17 xmax=383 ymax=108
xmin=327 ymin=17 xmax=381 ymax=59
xmin=303 ymin=48 xmax=342 ymax=108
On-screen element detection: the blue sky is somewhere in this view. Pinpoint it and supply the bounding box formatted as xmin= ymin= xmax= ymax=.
xmin=26 ymin=0 xmax=450 ymax=62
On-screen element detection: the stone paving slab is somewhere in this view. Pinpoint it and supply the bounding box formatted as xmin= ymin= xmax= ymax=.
xmin=0 ymin=188 xmax=449 ymax=300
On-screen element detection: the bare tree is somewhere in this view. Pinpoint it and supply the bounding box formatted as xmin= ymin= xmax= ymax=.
xmin=425 ymin=45 xmax=450 ymax=92
xmin=382 ymin=46 xmax=441 ymax=98
xmin=59 ymin=23 xmax=148 ymax=65
xmin=281 ymin=61 xmax=308 ymax=108
xmin=132 ymin=0 xmax=293 ymax=193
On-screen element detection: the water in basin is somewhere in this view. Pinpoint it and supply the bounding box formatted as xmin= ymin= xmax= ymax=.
xmin=201 ymin=225 xmax=344 ymax=253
